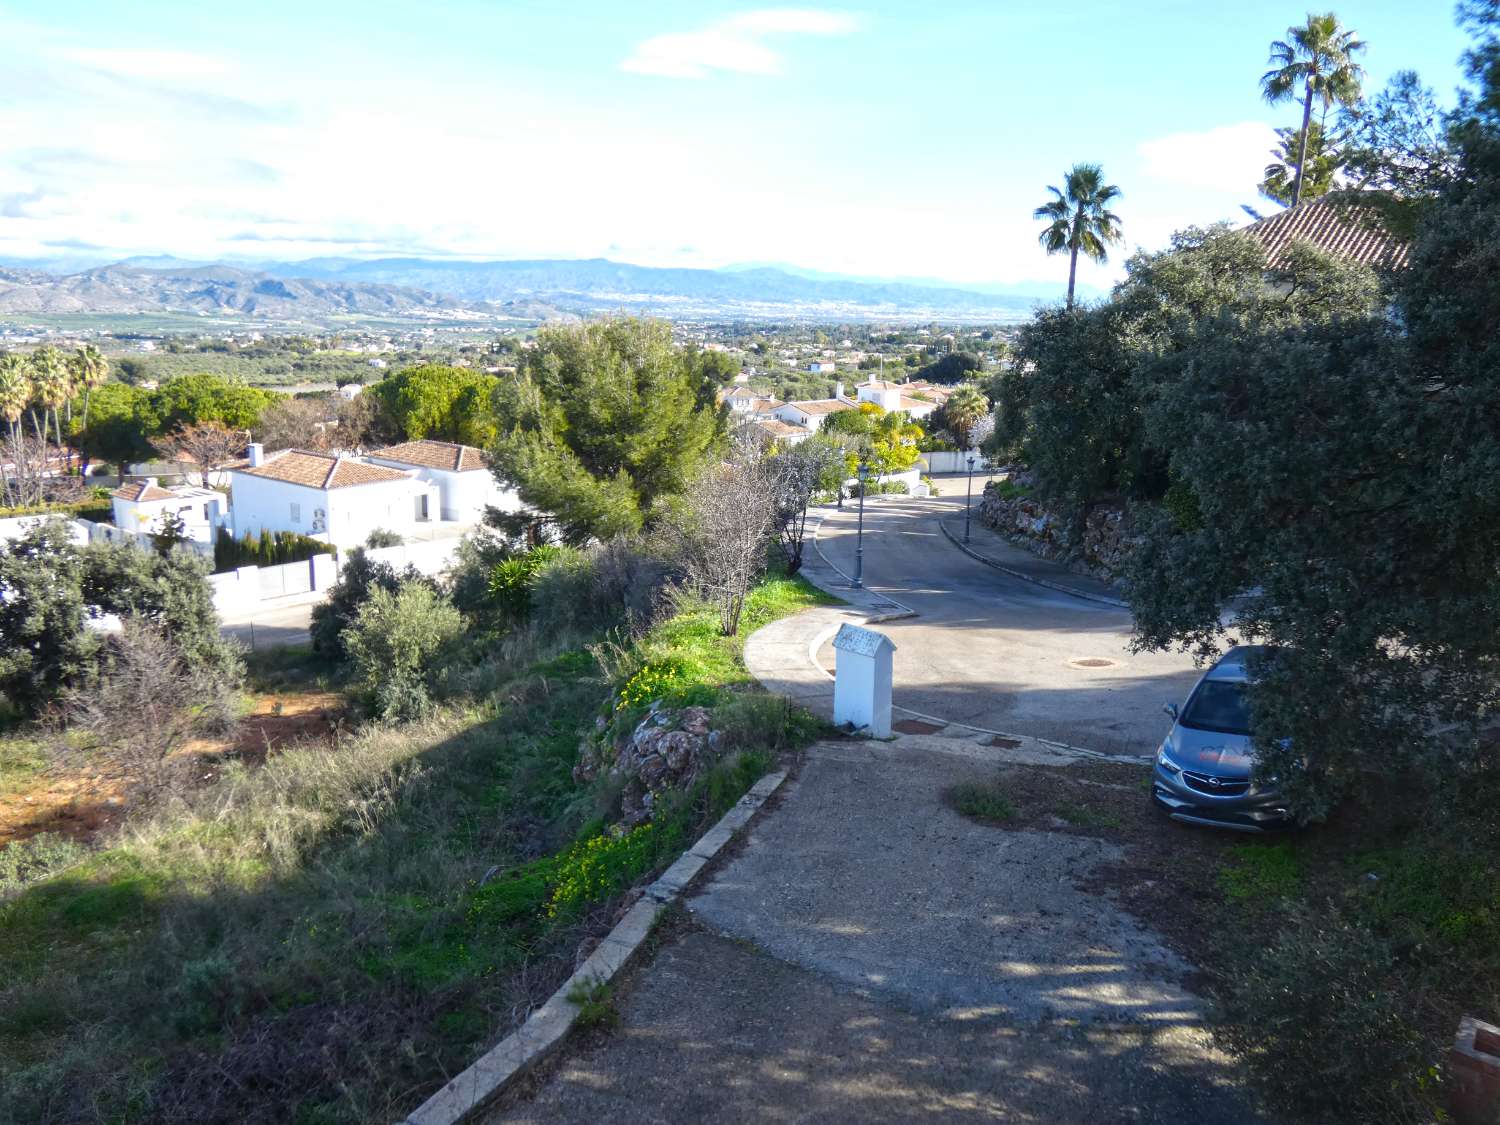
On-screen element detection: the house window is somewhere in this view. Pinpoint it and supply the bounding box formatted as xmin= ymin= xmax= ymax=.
xmin=290 ymin=502 xmax=301 ymax=524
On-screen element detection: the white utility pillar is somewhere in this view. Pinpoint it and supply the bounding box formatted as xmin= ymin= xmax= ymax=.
xmin=832 ymin=623 xmax=896 ymax=737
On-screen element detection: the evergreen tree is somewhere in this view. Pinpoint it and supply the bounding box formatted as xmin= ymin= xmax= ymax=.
xmin=490 ymin=318 xmax=726 ymax=543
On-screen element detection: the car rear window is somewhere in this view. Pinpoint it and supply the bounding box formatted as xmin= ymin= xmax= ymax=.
xmin=1180 ymin=680 xmax=1251 ymax=735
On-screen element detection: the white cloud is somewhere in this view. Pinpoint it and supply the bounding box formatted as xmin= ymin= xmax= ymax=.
xmin=620 ymin=8 xmax=859 ymax=79
xmin=49 ymin=48 xmax=232 ymax=82
xmin=1136 ymin=121 xmax=1279 ymax=194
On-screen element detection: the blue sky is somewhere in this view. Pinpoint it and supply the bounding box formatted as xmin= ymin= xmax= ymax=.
xmin=0 ymin=2 xmax=1473 ymax=289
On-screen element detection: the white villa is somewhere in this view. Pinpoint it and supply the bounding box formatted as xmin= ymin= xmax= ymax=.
xmin=229 ymin=445 xmax=436 ymax=548
xmin=109 ymin=479 xmax=225 ymax=544
xmin=719 ymin=387 xmax=784 ymax=419
xmin=750 ymin=418 xmax=814 ymax=446
xmin=364 ymin=439 xmax=522 ymax=523
xmin=806 ymin=360 xmax=837 ymax=374
xmin=772 ymin=398 xmax=855 ymax=433
xmin=854 ymin=380 xmax=939 ymax=422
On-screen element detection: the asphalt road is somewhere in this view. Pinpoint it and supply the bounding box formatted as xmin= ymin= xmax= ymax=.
xmin=814 ymin=493 xmax=1202 ymax=756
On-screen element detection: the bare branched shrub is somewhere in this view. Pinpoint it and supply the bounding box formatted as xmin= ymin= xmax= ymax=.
xmin=672 ymin=440 xmax=777 ymax=636
xmin=61 ymin=618 xmax=240 ymax=799
xmin=160 ymin=421 xmax=247 ymax=488
xmin=769 ymin=438 xmax=845 ymax=575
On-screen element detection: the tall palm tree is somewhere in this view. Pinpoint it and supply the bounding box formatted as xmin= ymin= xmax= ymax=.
xmin=942 ymin=383 xmax=990 ymax=451
xmin=0 ymin=353 xmax=30 ymax=446
xmin=71 ymin=344 xmax=109 ymax=430
xmin=1261 ymin=12 xmax=1365 ymax=207
xmin=29 ymin=346 xmax=71 ymax=453
xmin=1034 ymin=163 xmax=1123 ymax=308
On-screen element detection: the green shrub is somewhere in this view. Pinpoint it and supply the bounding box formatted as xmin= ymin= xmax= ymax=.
xmin=310 ymin=548 xmax=428 ymax=661
xmin=487 ymin=545 xmax=562 ymax=625
xmin=1218 ymin=920 xmax=1438 ymax=1122
xmin=364 ymin=528 xmax=404 ymax=548
xmin=344 ymin=582 xmax=464 ymax=721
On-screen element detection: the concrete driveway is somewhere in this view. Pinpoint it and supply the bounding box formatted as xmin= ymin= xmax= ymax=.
xmin=813 ymin=493 xmax=1202 ymax=756
xmin=492 ymin=741 xmax=1264 ymax=1124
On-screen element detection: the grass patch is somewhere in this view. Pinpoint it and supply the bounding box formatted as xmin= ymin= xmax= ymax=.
xmin=946 ymin=780 xmax=1018 ymax=824
xmin=1218 ymin=840 xmax=1303 ymax=903
xmin=1053 ymin=802 xmax=1122 ymax=830
xmin=989 ymin=479 xmax=1032 ymax=501
xmin=565 ymin=976 xmax=620 ymax=1032
xmin=0 ymin=564 xmax=825 ymax=1122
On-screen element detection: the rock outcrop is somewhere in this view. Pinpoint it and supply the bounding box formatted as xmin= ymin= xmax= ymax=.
xmin=574 ymin=703 xmax=724 ymax=826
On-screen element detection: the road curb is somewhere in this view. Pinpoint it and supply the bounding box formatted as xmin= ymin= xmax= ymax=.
xmin=936 ymin=517 xmax=1130 ymax=610
xmin=402 ymin=770 xmax=789 ymax=1125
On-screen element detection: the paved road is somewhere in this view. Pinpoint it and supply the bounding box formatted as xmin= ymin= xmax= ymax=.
xmin=814 ymin=494 xmax=1201 ymax=756
xmin=219 ymin=599 xmax=315 ymax=650
xmin=493 ymin=742 xmax=1264 ymax=1124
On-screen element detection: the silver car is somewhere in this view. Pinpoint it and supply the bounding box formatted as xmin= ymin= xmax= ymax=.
xmin=1151 ymin=645 xmax=1293 ymax=832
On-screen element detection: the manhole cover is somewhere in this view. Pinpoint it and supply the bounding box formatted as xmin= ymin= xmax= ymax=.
xmin=1068 ymin=657 xmax=1118 ymax=669
xmin=987 ymin=736 xmax=1022 ymax=749
xmin=892 ymin=718 xmax=945 ymax=735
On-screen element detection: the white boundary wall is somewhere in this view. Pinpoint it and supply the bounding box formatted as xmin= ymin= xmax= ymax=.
xmin=919 ymin=450 xmax=988 ymax=475
xmin=208 ymin=537 xmax=464 ymax=617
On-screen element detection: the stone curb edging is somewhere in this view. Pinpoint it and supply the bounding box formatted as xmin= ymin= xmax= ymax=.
xmin=936 ymin=517 xmax=1130 ymax=610
xmin=401 ymin=770 xmax=789 ymax=1125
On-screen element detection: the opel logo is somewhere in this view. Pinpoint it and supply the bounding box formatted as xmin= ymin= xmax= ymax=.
xmin=1208 ymin=777 xmax=1222 ymax=788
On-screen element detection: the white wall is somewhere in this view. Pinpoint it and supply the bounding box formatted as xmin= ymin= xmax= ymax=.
xmin=326 ymin=479 xmax=433 ymax=547
xmin=0 ymin=515 xmax=90 ymax=547
xmin=362 ymin=461 xmax=520 ymax=523
xmin=110 ymin=495 xmax=222 ymax=541
xmin=360 ymin=537 xmax=464 ymax=578
xmin=229 ymin=472 xmax=435 ymax=550
xmin=919 ymin=450 xmax=988 ymax=475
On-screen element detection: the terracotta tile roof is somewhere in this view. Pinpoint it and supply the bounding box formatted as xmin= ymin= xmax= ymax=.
xmin=111 ymin=481 xmax=174 ymax=502
xmin=236 ymin=449 xmax=412 ymax=490
xmin=369 ymin=439 xmax=488 ymax=472
xmin=1246 ymin=195 xmax=1410 ymax=271
xmin=754 ymin=419 xmax=812 ymax=438
xmin=898 ymin=395 xmax=937 ymax=412
xmin=784 ymin=399 xmax=856 ymax=416
xmin=857 ymin=380 xmax=904 ymax=391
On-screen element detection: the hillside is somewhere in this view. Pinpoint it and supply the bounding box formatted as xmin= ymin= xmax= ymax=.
xmin=0 ymin=264 xmax=512 ymax=322
xmin=264 ymin=256 xmax=1042 ymax=320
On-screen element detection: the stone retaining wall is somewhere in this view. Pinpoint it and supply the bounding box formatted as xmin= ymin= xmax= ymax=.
xmin=977 ymin=472 xmax=1133 ymax=580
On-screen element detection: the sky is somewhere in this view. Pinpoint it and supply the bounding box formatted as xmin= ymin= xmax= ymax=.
xmin=0 ymin=1 xmax=1475 ymax=291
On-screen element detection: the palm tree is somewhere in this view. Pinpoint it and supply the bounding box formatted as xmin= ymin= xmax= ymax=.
xmin=0 ymin=353 xmax=30 ymax=446
xmin=1034 ymin=163 xmax=1123 ymax=308
xmin=71 ymin=344 xmax=109 ymax=430
xmin=1261 ymin=12 xmax=1365 ymax=207
xmin=943 ymin=384 xmax=990 ymax=451
xmin=29 ymin=346 xmax=71 ymax=453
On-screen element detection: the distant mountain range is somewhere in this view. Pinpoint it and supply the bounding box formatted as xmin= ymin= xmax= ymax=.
xmin=0 ymin=255 xmax=1064 ymax=324
xmin=0 ymin=263 xmax=513 ymax=321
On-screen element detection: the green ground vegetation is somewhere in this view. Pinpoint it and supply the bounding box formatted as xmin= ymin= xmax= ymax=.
xmin=0 ymin=559 xmax=832 ymax=1123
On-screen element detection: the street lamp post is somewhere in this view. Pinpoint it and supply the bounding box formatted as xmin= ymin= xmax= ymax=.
xmin=853 ymin=460 xmax=870 ymax=589
xmin=964 ymin=454 xmax=976 ymax=544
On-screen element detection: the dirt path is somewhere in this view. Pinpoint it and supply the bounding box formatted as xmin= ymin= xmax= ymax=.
xmin=489 ymin=740 xmax=1267 ymax=1123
